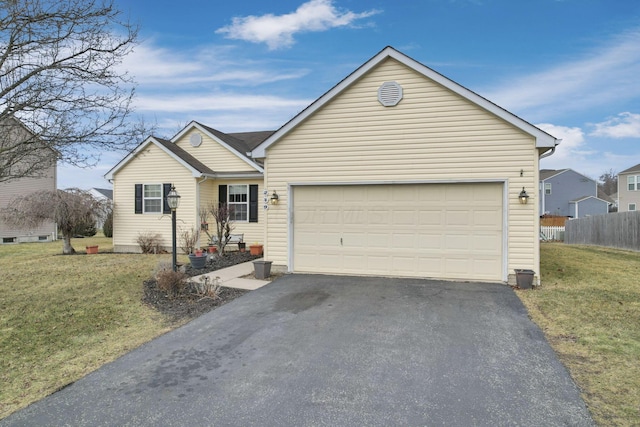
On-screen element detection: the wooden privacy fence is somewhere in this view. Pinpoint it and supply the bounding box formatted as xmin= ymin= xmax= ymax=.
xmin=565 ymin=211 xmax=640 ymax=251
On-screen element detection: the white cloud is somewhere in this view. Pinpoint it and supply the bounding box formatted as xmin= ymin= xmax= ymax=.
xmin=590 ymin=112 xmax=640 ymax=138
xmin=484 ymin=28 xmax=640 ymax=121
xmin=121 ymin=42 xmax=310 ymax=86
xmin=135 ymin=93 xmax=310 ymax=112
xmin=537 ymin=123 xmax=588 ymax=164
xmin=216 ymin=0 xmax=381 ymax=50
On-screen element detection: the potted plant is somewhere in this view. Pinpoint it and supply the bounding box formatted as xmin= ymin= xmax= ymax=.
xmin=207 ymin=245 xmax=218 ymax=254
xmin=253 ymin=260 xmax=272 ymax=279
xmin=249 ymin=243 xmax=263 ymax=256
xmin=188 ymin=251 xmax=207 ymax=269
xmin=86 ymin=245 xmax=98 ymax=254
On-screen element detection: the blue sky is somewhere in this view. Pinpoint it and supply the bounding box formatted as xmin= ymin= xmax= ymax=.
xmin=59 ymin=0 xmax=640 ymax=190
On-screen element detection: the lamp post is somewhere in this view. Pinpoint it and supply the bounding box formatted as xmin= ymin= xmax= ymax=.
xmin=166 ymin=185 xmax=181 ymax=271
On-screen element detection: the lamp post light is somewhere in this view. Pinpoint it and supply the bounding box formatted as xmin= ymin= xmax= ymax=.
xmin=166 ymin=185 xmax=181 ymax=271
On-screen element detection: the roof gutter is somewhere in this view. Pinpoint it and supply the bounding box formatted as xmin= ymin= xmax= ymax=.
xmin=539 ymin=139 xmax=561 ymax=159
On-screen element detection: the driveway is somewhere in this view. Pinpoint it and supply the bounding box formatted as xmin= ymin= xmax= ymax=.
xmin=2 ymin=275 xmax=593 ymax=426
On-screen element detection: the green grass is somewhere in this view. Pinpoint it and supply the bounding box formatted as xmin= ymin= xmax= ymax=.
xmin=0 ymin=235 xmax=190 ymax=419
xmin=2 ymin=239 xmax=639 ymax=424
xmin=518 ymin=243 xmax=640 ymax=426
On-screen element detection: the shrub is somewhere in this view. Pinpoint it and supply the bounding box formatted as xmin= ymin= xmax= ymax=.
xmin=190 ymin=275 xmax=221 ymax=299
xmin=179 ymin=227 xmax=199 ymax=254
xmin=155 ymin=268 xmax=188 ymax=298
xmin=102 ymin=210 xmax=113 ymax=237
xmin=136 ymin=232 xmax=163 ymax=254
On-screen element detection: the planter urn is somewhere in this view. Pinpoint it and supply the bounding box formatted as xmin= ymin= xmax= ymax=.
xmin=86 ymin=245 xmax=98 ymax=254
xmin=188 ymin=253 xmax=207 ymax=269
xmin=238 ymin=242 xmax=246 ymax=252
xmin=249 ymin=244 xmax=263 ymax=256
xmin=514 ymin=269 xmax=535 ymax=289
xmin=253 ymin=260 xmax=273 ymax=279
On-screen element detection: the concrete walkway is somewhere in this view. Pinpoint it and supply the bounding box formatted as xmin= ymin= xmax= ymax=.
xmin=193 ymin=258 xmax=271 ymax=290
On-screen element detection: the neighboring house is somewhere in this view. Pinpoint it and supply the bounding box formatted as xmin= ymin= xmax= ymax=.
xmin=617 ymin=163 xmax=640 ymax=212
xmin=89 ymin=188 xmax=113 ymax=229
xmin=108 ymin=46 xmax=561 ymax=284
xmin=539 ymin=169 xmax=609 ymax=218
xmin=105 ymin=122 xmax=273 ymax=253
xmin=0 ymin=118 xmax=58 ymax=244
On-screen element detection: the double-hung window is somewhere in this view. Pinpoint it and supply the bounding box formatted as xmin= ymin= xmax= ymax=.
xmin=143 ymin=184 xmax=163 ymax=213
xmin=630 ymin=203 xmax=637 ymax=211
xmin=544 ymin=183 xmax=552 ymax=195
xmin=628 ymin=175 xmax=640 ymax=191
xmin=228 ymin=184 xmax=248 ymax=221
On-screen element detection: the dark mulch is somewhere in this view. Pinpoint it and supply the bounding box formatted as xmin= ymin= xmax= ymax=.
xmin=142 ymin=251 xmax=261 ymax=323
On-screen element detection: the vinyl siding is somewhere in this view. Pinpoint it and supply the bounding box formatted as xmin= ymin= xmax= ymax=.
xmin=0 ymin=160 xmax=57 ymax=242
xmin=175 ymin=128 xmax=255 ymax=172
xmin=199 ymin=179 xmax=264 ymax=246
xmin=263 ymin=58 xmax=540 ymax=281
xmin=618 ymin=172 xmax=640 ymax=212
xmin=112 ymin=143 xmax=198 ymax=252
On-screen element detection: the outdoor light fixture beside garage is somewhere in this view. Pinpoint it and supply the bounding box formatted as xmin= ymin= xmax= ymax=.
xmin=519 ymin=187 xmax=530 ymax=204
xmin=270 ymin=190 xmax=279 ymax=205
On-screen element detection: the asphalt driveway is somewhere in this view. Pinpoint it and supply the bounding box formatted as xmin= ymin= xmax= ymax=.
xmin=2 ymin=275 xmax=593 ymax=426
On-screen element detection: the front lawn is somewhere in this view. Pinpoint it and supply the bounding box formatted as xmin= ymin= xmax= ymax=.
xmin=517 ymin=243 xmax=640 ymax=426
xmin=0 ymin=236 xmax=189 ymax=419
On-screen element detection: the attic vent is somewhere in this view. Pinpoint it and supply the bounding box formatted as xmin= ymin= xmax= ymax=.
xmin=190 ymin=133 xmax=202 ymax=147
xmin=378 ymin=81 xmax=403 ymax=107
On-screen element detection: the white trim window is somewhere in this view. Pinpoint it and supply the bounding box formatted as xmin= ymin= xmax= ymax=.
xmin=629 ymin=203 xmax=637 ymax=211
xmin=628 ymin=175 xmax=640 ymax=191
xmin=228 ymin=184 xmax=248 ymax=222
xmin=143 ymin=184 xmax=163 ymax=213
xmin=544 ymin=183 xmax=552 ymax=195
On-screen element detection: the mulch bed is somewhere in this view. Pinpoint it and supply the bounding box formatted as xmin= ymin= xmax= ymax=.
xmin=142 ymin=251 xmax=260 ymax=323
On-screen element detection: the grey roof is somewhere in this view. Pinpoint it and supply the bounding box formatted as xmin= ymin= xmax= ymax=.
xmin=93 ymin=188 xmax=113 ymax=200
xmin=154 ymin=137 xmax=215 ymax=175
xmin=195 ymin=122 xmax=274 ymax=157
xmin=619 ymin=163 xmax=640 ymax=175
xmin=597 ymin=188 xmax=614 ymax=203
xmin=539 ymin=169 xmax=568 ymax=180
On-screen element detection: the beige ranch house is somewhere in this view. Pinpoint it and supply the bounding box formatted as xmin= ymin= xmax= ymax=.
xmin=107 ymin=46 xmax=559 ymax=285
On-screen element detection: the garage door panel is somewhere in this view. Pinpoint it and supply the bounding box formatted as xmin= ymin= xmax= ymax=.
xmin=293 ymin=183 xmax=503 ymax=281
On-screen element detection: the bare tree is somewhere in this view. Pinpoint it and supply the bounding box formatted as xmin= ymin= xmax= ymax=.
xmin=0 ymin=0 xmax=147 ymax=183
xmin=598 ymin=169 xmax=618 ymax=196
xmin=200 ymin=202 xmax=235 ymax=255
xmin=1 ymin=188 xmax=109 ymax=254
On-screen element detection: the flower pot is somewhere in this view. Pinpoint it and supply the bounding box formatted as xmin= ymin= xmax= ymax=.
xmin=208 ymin=245 xmax=218 ymax=254
xmin=195 ymin=249 xmax=203 ymax=256
xmin=253 ymin=260 xmax=272 ymax=279
xmin=249 ymin=244 xmax=263 ymax=256
xmin=188 ymin=253 xmax=207 ymax=269
xmin=238 ymin=242 xmax=246 ymax=252
xmin=86 ymin=245 xmax=98 ymax=254
xmin=515 ymin=269 xmax=535 ymax=289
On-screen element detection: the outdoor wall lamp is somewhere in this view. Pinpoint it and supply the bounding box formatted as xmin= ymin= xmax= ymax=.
xmin=519 ymin=187 xmax=530 ymax=205
xmin=166 ymin=185 xmax=181 ymax=271
xmin=270 ymin=190 xmax=279 ymax=205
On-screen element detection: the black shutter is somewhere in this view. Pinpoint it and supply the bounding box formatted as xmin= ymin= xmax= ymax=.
xmin=163 ymin=183 xmax=172 ymax=214
xmin=249 ymin=184 xmax=258 ymax=223
xmin=218 ymin=185 xmax=227 ymax=208
xmin=134 ymin=184 xmax=142 ymax=214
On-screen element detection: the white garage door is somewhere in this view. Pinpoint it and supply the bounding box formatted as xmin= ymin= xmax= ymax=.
xmin=292 ymin=183 xmax=504 ymax=281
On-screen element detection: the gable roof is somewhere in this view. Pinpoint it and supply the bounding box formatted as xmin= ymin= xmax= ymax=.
xmin=104 ymin=136 xmax=216 ymax=180
xmin=104 ymin=123 xmax=275 ymax=181
xmin=92 ymin=188 xmax=113 ymax=200
xmin=539 ymin=169 xmax=568 ymax=181
xmin=172 ymin=121 xmax=272 ymax=171
xmin=619 ymin=163 xmax=640 ymax=175
xmin=539 ymin=168 xmax=594 ymax=183
xmin=252 ymin=46 xmax=559 ymax=158
xmin=570 ymin=195 xmax=610 ymax=204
